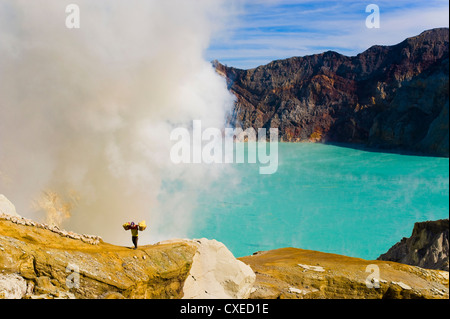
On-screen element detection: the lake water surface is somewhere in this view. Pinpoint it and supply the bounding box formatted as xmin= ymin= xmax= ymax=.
xmin=189 ymin=143 xmax=449 ymax=259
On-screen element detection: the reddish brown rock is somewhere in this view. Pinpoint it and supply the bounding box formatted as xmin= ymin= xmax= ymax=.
xmin=215 ymin=28 xmax=449 ymax=156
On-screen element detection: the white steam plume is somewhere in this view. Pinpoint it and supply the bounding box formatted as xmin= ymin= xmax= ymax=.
xmin=0 ymin=0 xmax=236 ymax=245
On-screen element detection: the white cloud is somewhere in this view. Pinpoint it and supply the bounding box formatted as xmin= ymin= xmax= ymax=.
xmin=209 ymin=1 xmax=449 ymax=68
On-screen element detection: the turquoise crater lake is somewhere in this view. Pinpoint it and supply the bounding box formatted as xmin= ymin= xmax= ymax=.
xmin=188 ymin=143 xmax=449 ymax=260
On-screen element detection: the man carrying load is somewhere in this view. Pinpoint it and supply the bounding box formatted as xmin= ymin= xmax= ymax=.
xmin=123 ymin=220 xmax=147 ymax=249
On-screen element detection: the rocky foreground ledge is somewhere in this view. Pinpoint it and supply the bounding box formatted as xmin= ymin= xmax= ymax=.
xmin=0 ymin=214 xmax=255 ymax=299
xmin=240 ymin=248 xmax=448 ymax=299
xmin=0 ymin=214 xmax=448 ymax=299
xmin=378 ymin=219 xmax=449 ymax=271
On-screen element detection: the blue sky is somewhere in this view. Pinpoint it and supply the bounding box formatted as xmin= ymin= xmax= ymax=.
xmin=206 ymin=0 xmax=450 ymax=69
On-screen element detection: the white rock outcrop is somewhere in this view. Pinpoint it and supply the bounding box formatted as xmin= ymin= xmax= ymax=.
xmin=183 ymin=238 xmax=256 ymax=299
xmin=0 ymin=274 xmax=28 ymax=299
xmin=158 ymin=238 xmax=256 ymax=299
xmin=0 ymin=194 xmax=20 ymax=218
xmin=298 ymin=264 xmax=325 ymax=272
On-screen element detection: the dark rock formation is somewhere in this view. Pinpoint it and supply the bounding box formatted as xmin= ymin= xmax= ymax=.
xmin=378 ymin=219 xmax=449 ymax=271
xmin=215 ymin=28 xmax=449 ymax=156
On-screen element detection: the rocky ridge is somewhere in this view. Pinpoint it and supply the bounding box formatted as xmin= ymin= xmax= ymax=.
xmin=0 ymin=194 xmax=20 ymax=218
xmin=378 ymin=219 xmax=449 ymax=271
xmin=215 ymin=28 xmax=449 ymax=156
xmin=0 ymin=207 xmax=254 ymax=299
xmin=1 ymin=215 xmax=448 ymax=299
xmin=0 ymin=213 xmax=102 ymax=245
xmin=240 ymin=248 xmax=449 ymax=299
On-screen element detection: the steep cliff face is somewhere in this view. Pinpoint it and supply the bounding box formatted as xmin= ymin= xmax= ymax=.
xmin=378 ymin=219 xmax=449 ymax=271
xmin=216 ymin=28 xmax=449 ymax=156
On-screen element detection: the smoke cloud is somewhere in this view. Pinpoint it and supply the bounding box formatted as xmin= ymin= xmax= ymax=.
xmin=0 ymin=0 xmax=237 ymax=245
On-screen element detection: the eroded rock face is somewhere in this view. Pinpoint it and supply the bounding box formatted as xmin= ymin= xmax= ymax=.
xmin=378 ymin=219 xmax=449 ymax=271
xmin=216 ymin=28 xmax=449 ymax=156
